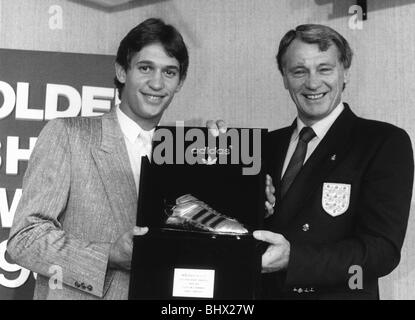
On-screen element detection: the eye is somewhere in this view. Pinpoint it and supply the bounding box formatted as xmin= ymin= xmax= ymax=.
xmin=292 ymin=69 xmax=306 ymax=77
xmin=319 ymin=67 xmax=333 ymax=74
xmin=138 ymin=65 xmax=152 ymax=73
xmin=164 ymin=69 xmax=178 ymax=78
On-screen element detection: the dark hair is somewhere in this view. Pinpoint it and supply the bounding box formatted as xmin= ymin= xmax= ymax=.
xmin=276 ymin=24 xmax=353 ymax=74
xmin=114 ymin=18 xmax=189 ymax=98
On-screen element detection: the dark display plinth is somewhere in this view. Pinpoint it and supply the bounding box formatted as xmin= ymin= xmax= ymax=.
xmin=130 ymin=229 xmax=261 ymax=299
xmin=129 ymin=127 xmax=266 ymax=300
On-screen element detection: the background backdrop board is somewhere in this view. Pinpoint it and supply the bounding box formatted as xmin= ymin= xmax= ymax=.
xmin=0 ymin=48 xmax=115 ymax=300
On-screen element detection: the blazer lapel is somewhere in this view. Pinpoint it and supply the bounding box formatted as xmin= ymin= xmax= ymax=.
xmin=271 ymin=104 xmax=358 ymax=229
xmin=91 ymin=109 xmax=137 ymax=232
xmin=266 ymin=122 xmax=295 ymax=203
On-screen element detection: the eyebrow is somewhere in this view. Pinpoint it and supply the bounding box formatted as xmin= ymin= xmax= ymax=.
xmin=288 ymin=61 xmax=336 ymax=71
xmin=317 ymin=62 xmax=335 ymax=67
xmin=287 ymin=65 xmax=307 ymax=72
xmin=136 ymin=60 xmax=180 ymax=70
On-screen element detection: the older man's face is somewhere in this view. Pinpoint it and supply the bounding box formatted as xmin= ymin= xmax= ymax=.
xmin=282 ymin=39 xmax=349 ymax=126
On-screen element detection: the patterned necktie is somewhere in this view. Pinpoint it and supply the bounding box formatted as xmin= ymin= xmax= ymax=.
xmin=280 ymin=126 xmax=316 ymax=197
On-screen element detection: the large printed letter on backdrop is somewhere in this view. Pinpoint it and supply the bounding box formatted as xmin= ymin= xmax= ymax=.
xmin=0 ymin=49 xmax=115 ymax=299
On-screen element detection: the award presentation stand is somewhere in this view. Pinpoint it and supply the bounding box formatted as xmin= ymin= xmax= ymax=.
xmin=129 ymin=127 xmax=266 ymax=300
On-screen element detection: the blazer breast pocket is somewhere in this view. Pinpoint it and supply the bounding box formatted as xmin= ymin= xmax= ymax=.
xmin=321 ymin=182 xmax=351 ymax=217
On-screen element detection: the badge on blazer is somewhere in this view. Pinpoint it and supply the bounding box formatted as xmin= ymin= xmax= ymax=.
xmin=322 ymin=183 xmax=351 ymax=217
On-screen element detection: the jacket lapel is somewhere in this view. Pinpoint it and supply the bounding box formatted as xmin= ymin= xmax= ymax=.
xmin=270 ymin=104 xmax=358 ymax=229
xmin=91 ymin=109 xmax=138 ymax=232
xmin=266 ymin=122 xmax=295 ymax=203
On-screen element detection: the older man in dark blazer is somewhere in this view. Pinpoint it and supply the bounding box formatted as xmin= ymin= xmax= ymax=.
xmin=254 ymin=24 xmax=414 ymax=299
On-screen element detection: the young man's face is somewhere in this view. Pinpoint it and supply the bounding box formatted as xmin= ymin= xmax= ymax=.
xmin=282 ymin=39 xmax=349 ymax=126
xmin=116 ymin=42 xmax=184 ymax=129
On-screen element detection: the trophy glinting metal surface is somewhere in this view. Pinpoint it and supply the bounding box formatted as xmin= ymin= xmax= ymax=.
xmin=164 ymin=194 xmax=249 ymax=235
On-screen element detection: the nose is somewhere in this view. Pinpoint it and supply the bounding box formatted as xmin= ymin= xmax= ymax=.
xmin=304 ymin=72 xmax=322 ymax=90
xmin=148 ymin=71 xmax=164 ymax=90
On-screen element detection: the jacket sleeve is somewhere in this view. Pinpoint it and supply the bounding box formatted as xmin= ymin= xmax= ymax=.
xmin=7 ymin=119 xmax=114 ymax=298
xmin=285 ymin=128 xmax=414 ymax=288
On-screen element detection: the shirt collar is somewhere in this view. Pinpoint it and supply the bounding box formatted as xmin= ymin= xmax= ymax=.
xmin=292 ymin=102 xmax=344 ymax=141
xmin=116 ymin=106 xmax=155 ymax=144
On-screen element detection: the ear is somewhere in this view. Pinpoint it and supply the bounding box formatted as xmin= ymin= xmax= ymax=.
xmin=115 ymin=62 xmax=126 ymax=84
xmin=282 ymin=73 xmax=289 ymax=90
xmin=344 ymin=68 xmax=350 ymax=84
xmin=174 ymin=78 xmax=185 ymax=93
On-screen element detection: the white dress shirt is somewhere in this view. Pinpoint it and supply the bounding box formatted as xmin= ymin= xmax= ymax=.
xmin=116 ymin=106 xmax=154 ymax=194
xmin=281 ymin=102 xmax=344 ymax=178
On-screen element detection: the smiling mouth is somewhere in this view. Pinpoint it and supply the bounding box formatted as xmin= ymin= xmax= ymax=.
xmin=303 ymin=93 xmax=327 ymax=100
xmin=142 ymin=93 xmax=165 ymax=103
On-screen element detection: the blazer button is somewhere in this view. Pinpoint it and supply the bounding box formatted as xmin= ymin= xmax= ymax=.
xmin=302 ymin=223 xmax=310 ymax=231
xmin=75 ymin=281 xmax=81 ymax=288
xmin=81 ymin=283 xmax=86 ymax=290
xmin=87 ymin=285 xmax=93 ymax=291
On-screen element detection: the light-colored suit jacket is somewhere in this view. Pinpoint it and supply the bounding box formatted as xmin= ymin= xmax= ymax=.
xmin=7 ymin=109 xmax=138 ymax=299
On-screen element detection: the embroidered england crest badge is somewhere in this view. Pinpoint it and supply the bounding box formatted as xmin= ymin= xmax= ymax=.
xmin=322 ymin=183 xmax=351 ymax=217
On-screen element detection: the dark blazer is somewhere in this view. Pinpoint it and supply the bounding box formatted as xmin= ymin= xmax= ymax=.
xmin=262 ymin=104 xmax=414 ymax=299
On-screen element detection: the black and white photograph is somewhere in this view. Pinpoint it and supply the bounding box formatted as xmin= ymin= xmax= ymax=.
xmin=0 ymin=0 xmax=414 ymax=309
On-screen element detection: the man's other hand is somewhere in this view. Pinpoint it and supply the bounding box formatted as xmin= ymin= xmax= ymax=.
xmin=206 ymin=120 xmax=227 ymax=137
xmin=253 ymin=230 xmax=290 ymax=273
xmin=109 ymin=226 xmax=148 ymax=271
